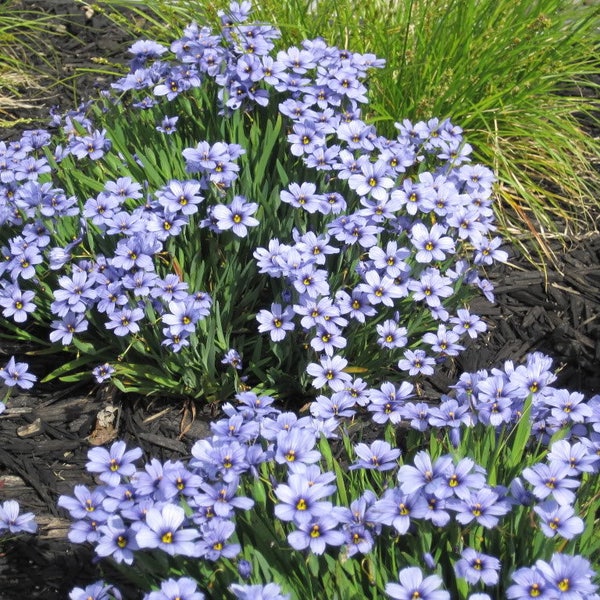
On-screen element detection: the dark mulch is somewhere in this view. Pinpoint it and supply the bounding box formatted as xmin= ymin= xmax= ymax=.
xmin=0 ymin=2 xmax=598 ymax=598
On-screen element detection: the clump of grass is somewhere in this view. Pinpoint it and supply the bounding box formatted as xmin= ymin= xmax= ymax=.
xmin=0 ymin=2 xmax=66 ymax=130
xmin=0 ymin=71 xmax=39 ymax=128
xmin=93 ymin=0 xmax=600 ymax=265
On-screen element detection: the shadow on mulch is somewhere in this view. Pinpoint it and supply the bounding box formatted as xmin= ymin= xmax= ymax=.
xmin=0 ymin=1 xmax=599 ymax=598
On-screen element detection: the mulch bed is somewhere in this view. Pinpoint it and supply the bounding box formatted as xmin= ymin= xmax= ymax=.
xmin=0 ymin=2 xmax=599 ymax=598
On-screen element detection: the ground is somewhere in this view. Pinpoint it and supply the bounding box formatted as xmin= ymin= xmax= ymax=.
xmin=0 ymin=2 xmax=599 ymax=598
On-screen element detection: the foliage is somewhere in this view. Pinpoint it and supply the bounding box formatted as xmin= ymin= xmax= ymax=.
xmin=0 ymin=3 xmax=504 ymax=402
xmin=0 ymin=1 xmax=67 ymax=128
xmin=57 ymin=352 xmax=600 ymax=599
xmin=91 ymin=0 xmax=600 ymax=265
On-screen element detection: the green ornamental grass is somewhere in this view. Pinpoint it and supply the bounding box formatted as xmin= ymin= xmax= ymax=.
xmin=0 ymin=1 xmax=68 ymax=128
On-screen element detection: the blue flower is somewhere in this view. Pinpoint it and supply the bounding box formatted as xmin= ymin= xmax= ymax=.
xmin=0 ymin=499 xmax=37 ymax=534
xmin=507 ymin=566 xmax=553 ymax=600
xmin=350 ymin=440 xmax=401 ymax=471
xmin=212 ymin=195 xmax=259 ymax=236
xmin=274 ymin=427 xmax=321 ymax=465
xmin=135 ymin=503 xmax=200 ymax=556
xmin=356 ymin=269 xmax=405 ymax=306
xmin=195 ymin=518 xmax=240 ymax=560
xmin=57 ymin=484 xmax=109 ymax=521
xmin=274 ymin=472 xmax=335 ymax=525
xmin=533 ymin=500 xmax=584 ymax=540
xmin=448 ymin=486 xmax=511 ymax=528
xmin=522 ymin=461 xmax=580 ymax=506
xmin=371 ymin=488 xmax=428 ymax=534
xmin=229 ymin=582 xmax=290 ymax=600
xmin=280 ymin=182 xmax=322 ymax=213
xmin=435 ymin=456 xmax=487 ymax=500
xmin=156 ymin=115 xmax=179 ymax=134
xmin=69 ymin=581 xmax=122 ymax=600
xmin=86 ymin=441 xmax=142 ymax=487
xmin=409 ymin=269 xmax=454 ymax=309
xmin=192 ymin=477 xmax=254 ymax=519
xmin=397 ymin=349 xmax=435 ymax=376
xmin=455 ymin=547 xmax=500 ymax=586
xmin=0 ymin=356 xmax=36 ymax=389
xmin=0 ymin=284 xmax=36 ymax=322
xmin=143 ymin=577 xmax=205 ymax=600
xmin=287 ymin=513 xmax=345 ymax=554
xmin=411 ymin=222 xmax=457 ymax=264
xmin=385 ymin=566 xmax=450 ymax=600
xmin=96 ymin=516 xmax=139 ymax=565
xmin=155 ymin=179 xmax=204 ymax=215
xmin=535 ymin=553 xmax=598 ymax=598
xmin=347 ymin=160 xmax=395 ymax=201
xmin=256 ymin=302 xmax=295 ymax=342
xmin=306 ymin=354 xmax=352 ymax=391
xmin=106 ymin=307 xmax=145 ymax=337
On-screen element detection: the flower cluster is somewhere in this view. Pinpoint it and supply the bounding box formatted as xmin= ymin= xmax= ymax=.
xmin=0 ymin=0 xmax=505 ymax=404
xmin=58 ymin=350 xmax=599 ymax=598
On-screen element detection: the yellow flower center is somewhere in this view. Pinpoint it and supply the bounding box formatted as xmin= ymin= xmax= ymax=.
xmin=530 ymin=584 xmax=541 ymax=597
xmin=558 ymin=579 xmax=570 ymax=592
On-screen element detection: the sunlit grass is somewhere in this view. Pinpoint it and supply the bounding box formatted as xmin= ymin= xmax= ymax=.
xmin=0 ymin=2 xmax=68 ymax=130
xmin=93 ymin=0 xmax=600 ymax=265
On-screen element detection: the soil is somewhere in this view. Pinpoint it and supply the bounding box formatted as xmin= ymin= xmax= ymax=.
xmin=0 ymin=2 xmax=599 ymax=599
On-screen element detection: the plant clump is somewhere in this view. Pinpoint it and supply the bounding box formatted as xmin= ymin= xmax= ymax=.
xmin=1 ymin=0 xmax=504 ymax=405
